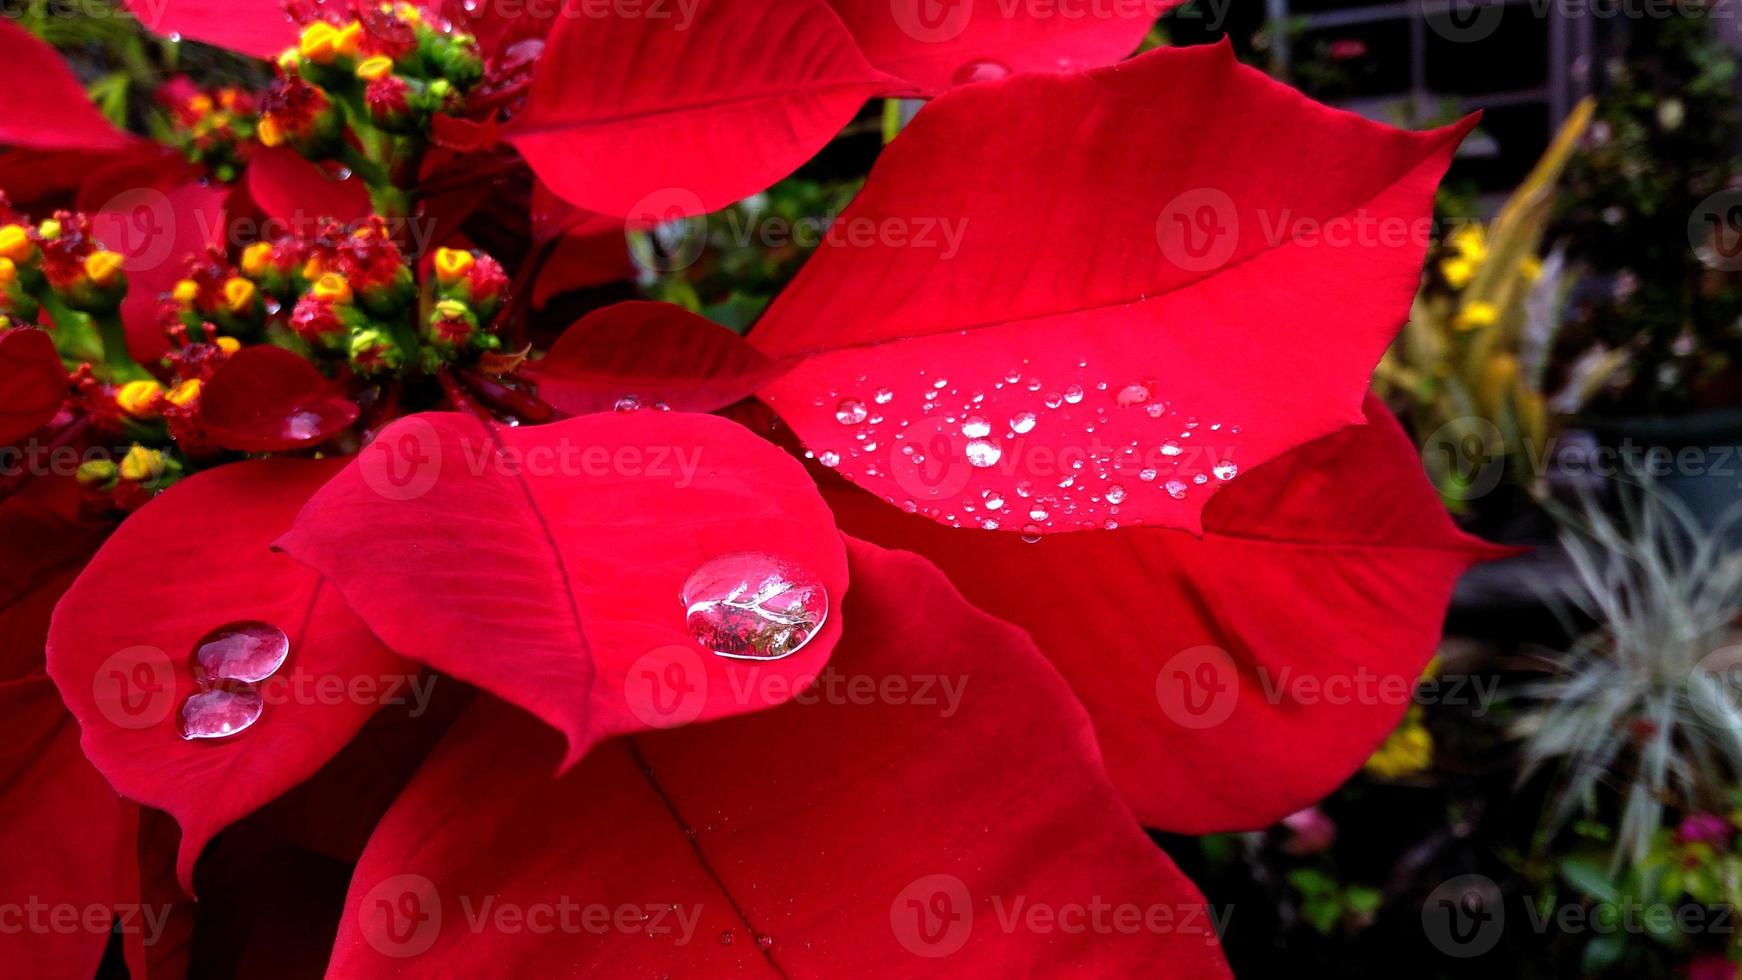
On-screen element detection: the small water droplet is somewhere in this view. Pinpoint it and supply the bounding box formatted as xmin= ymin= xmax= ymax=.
xmin=1029 ymin=507 xmax=1049 ymax=521
xmin=1114 ymin=382 xmax=1151 ymax=407
xmin=719 ymin=931 xmax=734 ymax=946
xmin=1044 ymin=392 xmax=1063 ymax=409
xmin=1164 ymin=479 xmax=1188 ymax=499
xmin=1105 ymin=485 xmax=1127 ymax=504
xmin=614 ymin=395 xmax=642 ymax=412
xmin=983 ymin=492 xmax=1004 ymax=511
xmin=1160 ymin=442 xmax=1183 ymax=457
xmin=835 ymin=399 xmax=867 ymax=425
xmin=682 ymin=553 xmax=828 ymax=661
xmin=1015 ymin=481 xmax=1033 ymax=498
xmin=1063 ymin=386 xmax=1084 ymax=405
xmin=191 ymin=621 xmax=290 ymax=684
xmin=1009 ymin=411 xmax=1037 ymax=434
xmin=1003 ymin=369 xmax=1022 ymax=384
xmin=281 ymin=408 xmax=336 ymax=442
xmin=1138 ymin=468 xmax=1158 ymax=482
xmin=874 ymin=388 xmax=894 ymax=405
xmin=178 ymin=682 xmax=263 ymax=741
xmin=1213 ymin=461 xmax=1239 ymax=481
xmin=756 ymin=935 xmax=775 ymax=950
xmin=965 ymin=439 xmax=1002 ymax=468
xmin=1021 ymin=523 xmax=1043 ymax=543
xmin=818 ymin=451 xmax=841 ymax=468
xmin=952 ymin=58 xmax=1011 ymax=85
xmin=961 ymin=417 xmax=991 ymax=439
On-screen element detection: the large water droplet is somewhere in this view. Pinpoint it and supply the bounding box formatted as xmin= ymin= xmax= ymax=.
xmin=1063 ymin=386 xmax=1085 ymax=405
xmin=817 ymin=451 xmax=841 ymax=468
xmin=1105 ymin=484 xmax=1128 ymax=505
xmin=874 ymin=388 xmax=894 ymax=405
xmin=1010 ymin=411 xmax=1037 ymax=434
xmin=1021 ymin=523 xmax=1043 ymax=543
xmin=965 ymin=439 xmax=1002 ymax=468
xmin=191 ymin=621 xmax=290 ymax=684
xmin=961 ymin=417 xmax=991 ymax=439
xmin=1213 ymin=461 xmax=1239 ymax=481
xmin=835 ymin=399 xmax=868 ymax=425
xmin=682 ymin=552 xmax=828 ymax=661
xmin=178 ymin=682 xmax=264 ymax=741
xmin=614 ymin=395 xmax=642 ymax=413
xmin=282 ymin=406 xmax=345 ymax=442
xmin=1114 ymin=382 xmax=1151 ymax=407
xmin=952 ymin=59 xmax=1011 ymax=86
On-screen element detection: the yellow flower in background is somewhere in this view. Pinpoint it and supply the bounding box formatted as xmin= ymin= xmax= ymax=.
xmin=1440 ymin=256 xmax=1476 ymax=289
xmin=1364 ymin=709 xmax=1434 ymax=779
xmin=1455 ymin=301 xmax=1500 ymax=331
xmin=1520 ymin=256 xmax=1544 ymax=282
xmin=115 ymin=380 xmax=165 ymax=418
xmin=118 ymin=445 xmax=168 ymax=482
xmin=1449 ymin=223 xmax=1488 ymax=263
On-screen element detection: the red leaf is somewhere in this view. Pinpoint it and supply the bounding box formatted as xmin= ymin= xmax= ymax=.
xmin=246 ymin=145 xmax=373 ymax=229
xmin=526 ymin=302 xmax=781 ymax=415
xmin=123 ymin=0 xmax=299 ymax=60
xmin=0 ymin=677 xmax=129 ymax=979
xmin=529 ymin=227 xmax=635 ymax=306
xmin=47 ymin=458 xmax=414 ymax=892
xmin=831 ymin=396 xmax=1506 ymax=832
xmin=326 ymin=540 xmax=1231 ymax=976
xmin=91 ymin=181 xmax=230 ymax=367
xmin=0 ymin=18 xmax=134 ymax=151
xmin=750 ymin=43 xmax=1473 ymax=535
xmin=0 ymin=327 xmax=66 ymax=447
xmin=200 ymin=346 xmax=360 ymax=452
xmin=826 ymin=0 xmax=1176 ymax=95
xmin=506 ymin=0 xmax=891 ymax=218
xmin=276 ymin=411 xmax=849 ymax=767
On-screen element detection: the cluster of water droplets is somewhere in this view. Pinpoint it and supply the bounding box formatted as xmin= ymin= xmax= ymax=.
xmin=806 ymin=358 xmax=1244 ymax=535
xmin=681 ymin=552 xmax=828 ymax=661
xmin=179 ymin=621 xmax=291 ymax=741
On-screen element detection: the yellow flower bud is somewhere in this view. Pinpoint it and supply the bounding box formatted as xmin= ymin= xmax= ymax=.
xmin=165 ymin=379 xmax=203 ymax=407
xmin=276 ymin=48 xmax=301 ymax=72
xmin=116 ymin=379 xmax=166 ymax=418
xmin=299 ymin=21 xmax=341 ymax=63
xmin=257 ymin=115 xmax=285 ymax=148
xmin=334 ymin=21 xmax=364 ymax=58
xmin=189 ymin=94 xmax=215 ymax=117
xmin=312 ymin=273 xmax=353 ymax=305
xmin=433 ymin=247 xmax=475 ymax=286
xmin=36 ymin=219 xmax=61 ymax=241
xmin=172 ymin=279 xmax=201 ymax=307
xmin=118 ymin=445 xmax=168 ymax=482
xmin=84 ymin=250 xmax=126 ymax=287
xmin=222 ymin=276 xmax=258 ymax=314
xmin=0 ymin=225 xmax=33 ymax=262
xmin=1455 ymin=301 xmax=1500 ymax=331
xmin=215 ymin=336 xmax=242 ymax=355
xmin=1520 ymin=256 xmax=1544 ymax=282
xmin=0 ymin=257 xmax=15 ymax=285
xmin=357 ymin=55 xmax=395 ymax=82
xmin=241 ymin=242 xmax=275 ymax=277
xmin=1449 ymin=224 xmax=1487 ymax=263
xmin=301 ymin=254 xmax=327 ymax=281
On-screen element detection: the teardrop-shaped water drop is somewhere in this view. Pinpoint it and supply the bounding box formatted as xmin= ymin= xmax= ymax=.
xmin=835 ymin=399 xmax=868 ymax=425
xmin=190 ymin=621 xmax=290 ymax=684
xmin=178 ymin=682 xmax=264 ymax=741
xmin=682 ymin=552 xmax=829 ymax=661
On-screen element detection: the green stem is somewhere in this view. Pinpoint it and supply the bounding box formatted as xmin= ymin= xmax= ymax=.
xmin=881 ymin=98 xmax=903 ymax=145
xmin=91 ymin=309 xmax=152 ymax=382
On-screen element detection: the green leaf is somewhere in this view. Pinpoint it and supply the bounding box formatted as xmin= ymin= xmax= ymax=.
xmin=1561 ymin=857 xmax=1622 ymax=904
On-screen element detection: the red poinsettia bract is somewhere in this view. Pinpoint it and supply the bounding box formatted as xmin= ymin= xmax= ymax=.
xmin=0 ymin=3 xmax=1499 ymax=976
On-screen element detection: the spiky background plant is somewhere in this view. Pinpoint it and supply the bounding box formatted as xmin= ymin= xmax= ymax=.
xmin=1513 ymin=486 xmax=1742 ymax=868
